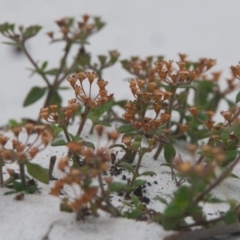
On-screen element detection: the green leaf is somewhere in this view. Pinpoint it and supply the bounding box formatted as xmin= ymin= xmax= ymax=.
xmin=59 ymin=86 xmax=70 ymax=90
xmin=117 ymin=124 xmax=135 ymax=133
xmin=155 ymin=196 xmax=168 ymax=205
xmin=173 ymin=186 xmax=190 ymax=203
xmin=205 ymin=197 xmax=225 ymax=203
xmin=13 ymin=181 xmax=25 ymax=192
xmin=230 ymin=173 xmax=239 ymax=179
xmin=98 ymin=55 xmax=107 ymax=66
xmin=224 ymin=97 xmax=236 ymax=107
xmin=109 ymin=143 xmax=126 ymax=150
xmin=132 ymin=137 xmax=142 ymax=150
xmin=4 ymin=191 xmax=17 ymax=195
xmin=45 ymin=68 xmax=59 ymax=76
xmin=60 ymin=203 xmax=73 ymax=213
xmin=119 ymin=162 xmax=134 ymax=173
xmin=140 ymin=171 xmax=156 ymax=176
xmin=113 ymin=100 xmax=127 ymax=109
xmin=162 ymin=207 xmax=182 ymax=230
xmin=69 ymin=133 xmax=82 ymax=142
xmin=8 ymin=119 xmax=24 ymax=127
xmin=109 ymin=182 xmax=131 ymax=192
xmin=81 ymin=141 xmax=95 ymax=149
xmin=88 ymin=101 xmax=113 ymax=123
xmin=22 ymin=25 xmax=42 ymax=40
xmin=224 ymin=211 xmax=238 ymax=224
xmin=26 ymin=184 xmax=37 ymax=194
xmin=133 ymin=179 xmax=146 ymax=188
xmin=124 ymin=209 xmax=143 ymax=219
xmin=222 ymin=150 xmax=239 ymax=167
xmin=236 ymin=91 xmax=240 ymax=103
xmin=131 ymin=194 xmax=140 ymax=204
xmin=49 ymin=91 xmax=62 ymax=106
xmin=94 ymin=17 xmax=106 ymax=30
xmin=26 ymin=162 xmax=49 ymax=184
xmin=2 ymin=41 xmax=21 ymax=47
xmin=23 ymin=86 xmax=46 ymax=107
xmin=41 ymin=61 xmax=48 ymax=70
xmin=51 ymin=139 xmax=66 ymax=146
xmin=50 ymin=125 xmax=63 ymax=139
xmin=164 ymin=145 xmax=176 ymax=164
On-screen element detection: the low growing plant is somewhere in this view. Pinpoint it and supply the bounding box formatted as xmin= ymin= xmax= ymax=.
xmin=2 ymin=14 xmax=240 ymax=239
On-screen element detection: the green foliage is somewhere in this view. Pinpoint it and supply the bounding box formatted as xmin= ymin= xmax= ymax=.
xmin=23 ymin=86 xmax=47 ymax=107
xmin=164 ymin=145 xmax=176 ymax=164
xmin=26 ymin=162 xmax=49 ymax=184
xmin=117 ymin=124 xmax=135 ymax=133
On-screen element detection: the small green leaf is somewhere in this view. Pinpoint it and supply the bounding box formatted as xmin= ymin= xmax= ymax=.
xmin=45 ymin=68 xmax=59 ymax=75
xmin=224 ymin=211 xmax=238 ymax=224
xmin=117 ymin=124 xmax=135 ymax=133
xmin=132 ymin=137 xmax=142 ymax=150
xmin=113 ymin=100 xmax=127 ymax=109
xmin=26 ymin=185 xmax=37 ymax=194
xmin=109 ymin=182 xmax=131 ymax=192
xmin=221 ymin=150 xmax=239 ymax=167
xmin=119 ymin=162 xmax=134 ymax=173
xmin=109 ymin=144 xmax=126 ymax=150
xmin=2 ymin=41 xmax=21 ymax=47
xmin=94 ymin=17 xmax=106 ymax=30
xmin=8 ymin=119 xmax=23 ymax=127
xmin=50 ymin=125 xmax=63 ymax=139
xmin=98 ymin=55 xmax=107 ymax=66
xmin=51 ymin=139 xmax=66 ymax=146
xmin=140 ymin=171 xmax=156 ymax=176
xmin=41 ymin=61 xmax=48 ymax=70
xmin=26 ymin=162 xmax=49 ymax=184
xmin=69 ymin=133 xmax=82 ymax=142
xmin=81 ymin=141 xmax=95 ymax=149
xmin=230 ymin=173 xmax=239 ymax=179
xmin=124 ymin=209 xmax=143 ymax=219
xmin=23 ymin=86 xmax=46 ymax=107
xmin=88 ymin=101 xmax=113 ymax=122
xmin=13 ymin=181 xmax=25 ymax=192
xmin=60 ymin=203 xmax=73 ymax=213
xmin=49 ymin=91 xmax=62 ymax=106
xmin=4 ymin=191 xmax=17 ymax=195
xmin=131 ymin=194 xmax=140 ymax=204
xmin=205 ymin=197 xmax=225 ymax=203
xmin=59 ymin=86 xmax=70 ymax=90
xmin=162 ymin=211 xmax=182 ymax=230
xmin=164 ymin=145 xmax=176 ymax=163
xmin=236 ymin=91 xmax=240 ymax=103
xmin=155 ymin=196 xmax=168 ymax=205
xmin=133 ymin=179 xmax=146 ymax=188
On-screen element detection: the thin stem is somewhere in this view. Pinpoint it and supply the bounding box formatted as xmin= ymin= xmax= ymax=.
xmin=54 ymin=41 xmax=72 ymax=84
xmin=40 ymin=41 xmax=72 ymax=111
xmin=125 ymin=152 xmax=144 ymax=198
xmin=0 ymin=163 xmax=3 ymax=187
xmin=153 ymin=143 xmax=164 ymax=160
xmin=19 ymin=163 xmax=27 ymax=189
xmin=97 ymin=172 xmax=106 ymax=199
xmin=21 ymin=44 xmax=51 ymax=87
xmin=48 ymin=156 xmax=56 ymax=180
xmin=166 ymin=87 xmax=176 ymax=128
xmin=97 ymin=173 xmax=121 ymax=216
xmin=62 ymin=124 xmax=71 ymax=142
xmin=194 ymin=154 xmax=240 ymax=203
xmin=77 ymin=106 xmax=91 ymax=136
xmin=153 ymin=87 xmax=176 ymax=160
